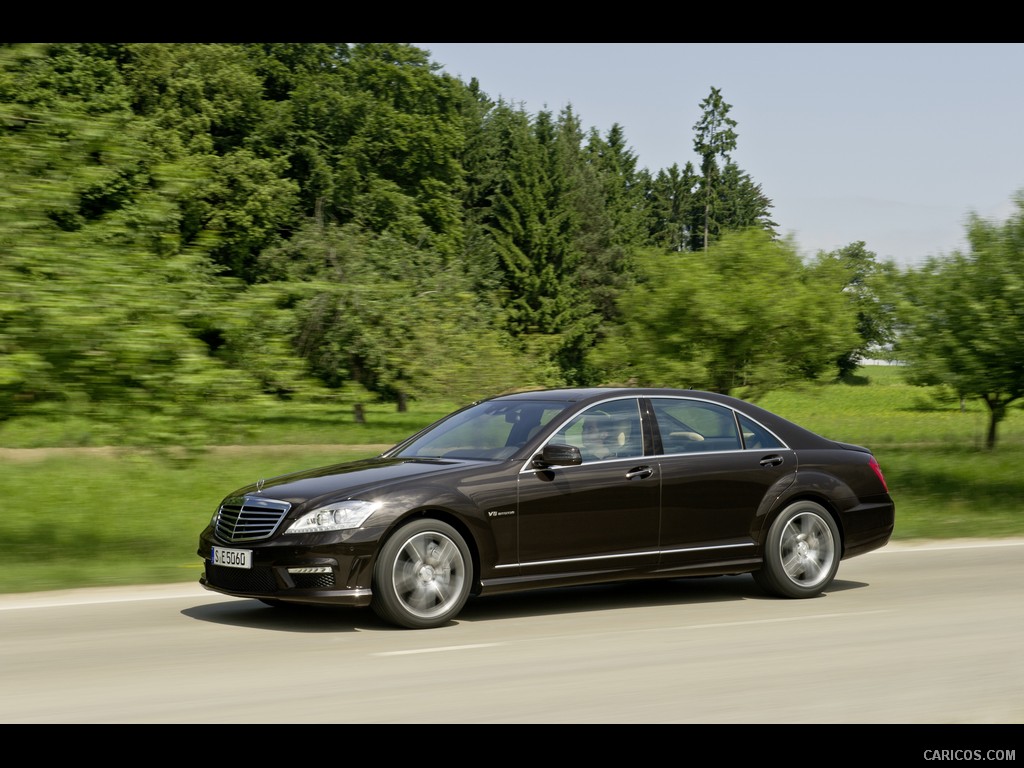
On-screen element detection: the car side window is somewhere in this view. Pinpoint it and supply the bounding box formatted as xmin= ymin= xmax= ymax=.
xmin=651 ymin=398 xmax=741 ymax=454
xmin=737 ymin=413 xmax=785 ymax=449
xmin=551 ymin=399 xmax=644 ymax=462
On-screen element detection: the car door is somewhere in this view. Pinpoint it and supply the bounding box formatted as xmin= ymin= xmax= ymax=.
xmin=648 ymin=396 xmax=796 ymax=569
xmin=515 ymin=397 xmax=659 ymax=576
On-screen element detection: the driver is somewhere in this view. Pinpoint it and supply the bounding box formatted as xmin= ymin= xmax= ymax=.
xmin=583 ymin=416 xmax=615 ymax=459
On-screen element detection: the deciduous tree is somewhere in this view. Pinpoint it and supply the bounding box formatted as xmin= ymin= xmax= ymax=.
xmin=895 ymin=193 xmax=1024 ymax=448
xmin=590 ymin=229 xmax=859 ymax=397
xmin=812 ymin=241 xmax=896 ymax=379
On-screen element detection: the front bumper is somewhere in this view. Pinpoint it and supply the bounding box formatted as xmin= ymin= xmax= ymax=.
xmin=197 ymin=527 xmax=378 ymax=607
xmin=199 ymin=564 xmax=374 ymax=607
xmin=199 ymin=559 xmax=375 ymax=607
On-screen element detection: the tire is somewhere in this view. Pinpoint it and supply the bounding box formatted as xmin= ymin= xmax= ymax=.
xmin=371 ymin=519 xmax=473 ymax=629
xmin=753 ymin=501 xmax=840 ymax=598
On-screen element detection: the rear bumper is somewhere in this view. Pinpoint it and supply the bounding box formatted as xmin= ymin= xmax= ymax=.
xmin=841 ymin=495 xmax=896 ymax=559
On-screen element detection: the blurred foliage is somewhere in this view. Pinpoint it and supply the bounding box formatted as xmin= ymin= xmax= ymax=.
xmin=1 ymin=43 xmax=794 ymax=446
xmin=2 ymin=42 xmax=1020 ymax=459
xmin=589 ymin=230 xmax=860 ymax=396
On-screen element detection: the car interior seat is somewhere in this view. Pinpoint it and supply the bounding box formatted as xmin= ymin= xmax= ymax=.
xmin=612 ymin=416 xmax=642 ymax=458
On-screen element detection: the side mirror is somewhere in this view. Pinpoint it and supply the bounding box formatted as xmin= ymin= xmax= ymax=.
xmin=532 ymin=443 xmax=582 ymax=468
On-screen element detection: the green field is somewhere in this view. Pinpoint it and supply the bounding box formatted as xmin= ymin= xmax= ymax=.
xmin=0 ymin=365 xmax=1020 ymax=595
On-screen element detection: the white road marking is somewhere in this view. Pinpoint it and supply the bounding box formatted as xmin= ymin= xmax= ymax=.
xmin=374 ymin=643 xmax=503 ymax=656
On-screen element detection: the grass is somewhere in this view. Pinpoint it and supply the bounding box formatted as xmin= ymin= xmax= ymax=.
xmin=757 ymin=366 xmax=1023 ymax=539
xmin=0 ymin=446 xmax=378 ymax=594
xmin=0 ymin=365 xmax=1021 ymax=595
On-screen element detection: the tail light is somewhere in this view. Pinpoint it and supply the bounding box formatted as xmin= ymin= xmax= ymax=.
xmin=868 ymin=455 xmax=889 ymax=492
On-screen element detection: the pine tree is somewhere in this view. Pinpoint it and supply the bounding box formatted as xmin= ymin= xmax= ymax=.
xmin=692 ymin=86 xmax=738 ymax=252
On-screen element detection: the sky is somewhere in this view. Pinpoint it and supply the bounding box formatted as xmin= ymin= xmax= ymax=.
xmin=414 ymin=43 xmax=1024 ymax=267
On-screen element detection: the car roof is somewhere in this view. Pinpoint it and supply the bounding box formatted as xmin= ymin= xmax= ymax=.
xmin=488 ymin=386 xmax=742 ymax=406
xmin=487 ymin=387 xmax=839 ymax=449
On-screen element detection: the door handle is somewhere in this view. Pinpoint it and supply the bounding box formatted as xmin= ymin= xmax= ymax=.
xmin=625 ymin=466 xmax=654 ymax=479
xmin=759 ymin=455 xmax=784 ymax=467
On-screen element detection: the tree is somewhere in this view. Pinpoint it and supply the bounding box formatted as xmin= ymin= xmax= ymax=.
xmin=470 ymin=102 xmax=587 ymax=383
xmin=583 ymin=122 xmax=646 ymax=249
xmin=642 ymin=162 xmax=699 ymax=252
xmin=894 ymin=193 xmax=1024 ymax=448
xmin=239 ymin=43 xmax=349 ymax=103
xmin=589 ymin=229 xmax=859 ymax=397
xmin=553 ymin=110 xmax=638 ymax=380
xmin=105 ymin=43 xmax=304 ymax=282
xmin=811 ymin=241 xmax=896 ymax=379
xmin=325 ymin=43 xmax=468 ymax=256
xmin=0 ymin=44 xmax=258 ymax=445
xmin=255 ymin=218 xmax=546 ymax=408
xmin=717 ymin=160 xmax=776 ymax=236
xmin=692 ymin=86 xmax=738 ymax=251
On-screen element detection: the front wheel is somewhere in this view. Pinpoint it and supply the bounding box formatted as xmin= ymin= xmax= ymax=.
xmin=371 ymin=519 xmax=473 ymax=629
xmin=753 ymin=501 xmax=841 ymax=598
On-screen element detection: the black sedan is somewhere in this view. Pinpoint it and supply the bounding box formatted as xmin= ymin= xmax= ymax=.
xmin=197 ymin=388 xmax=895 ymax=629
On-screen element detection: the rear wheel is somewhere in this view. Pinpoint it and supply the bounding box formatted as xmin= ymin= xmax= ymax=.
xmin=371 ymin=519 xmax=473 ymax=629
xmin=753 ymin=501 xmax=840 ymax=598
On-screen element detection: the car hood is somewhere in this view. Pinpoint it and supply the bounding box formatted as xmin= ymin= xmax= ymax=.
xmin=229 ymin=455 xmax=494 ymax=507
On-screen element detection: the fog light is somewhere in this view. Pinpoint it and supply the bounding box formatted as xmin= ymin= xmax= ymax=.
xmin=287 ymin=566 xmax=332 ymax=574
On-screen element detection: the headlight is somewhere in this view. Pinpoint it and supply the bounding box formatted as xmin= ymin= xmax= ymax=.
xmin=284 ymin=499 xmax=379 ymax=534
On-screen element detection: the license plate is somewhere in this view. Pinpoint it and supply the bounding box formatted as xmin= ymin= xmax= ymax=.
xmin=212 ymin=546 xmax=252 ymax=569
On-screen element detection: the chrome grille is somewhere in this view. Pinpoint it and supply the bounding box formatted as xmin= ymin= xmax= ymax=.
xmin=214 ymin=495 xmax=291 ymax=542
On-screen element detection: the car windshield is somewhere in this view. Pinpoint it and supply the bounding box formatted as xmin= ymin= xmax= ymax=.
xmin=394 ymin=399 xmax=569 ymax=461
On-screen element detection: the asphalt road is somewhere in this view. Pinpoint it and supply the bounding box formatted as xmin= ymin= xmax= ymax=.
xmin=2 ymin=539 xmax=1022 ymax=726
